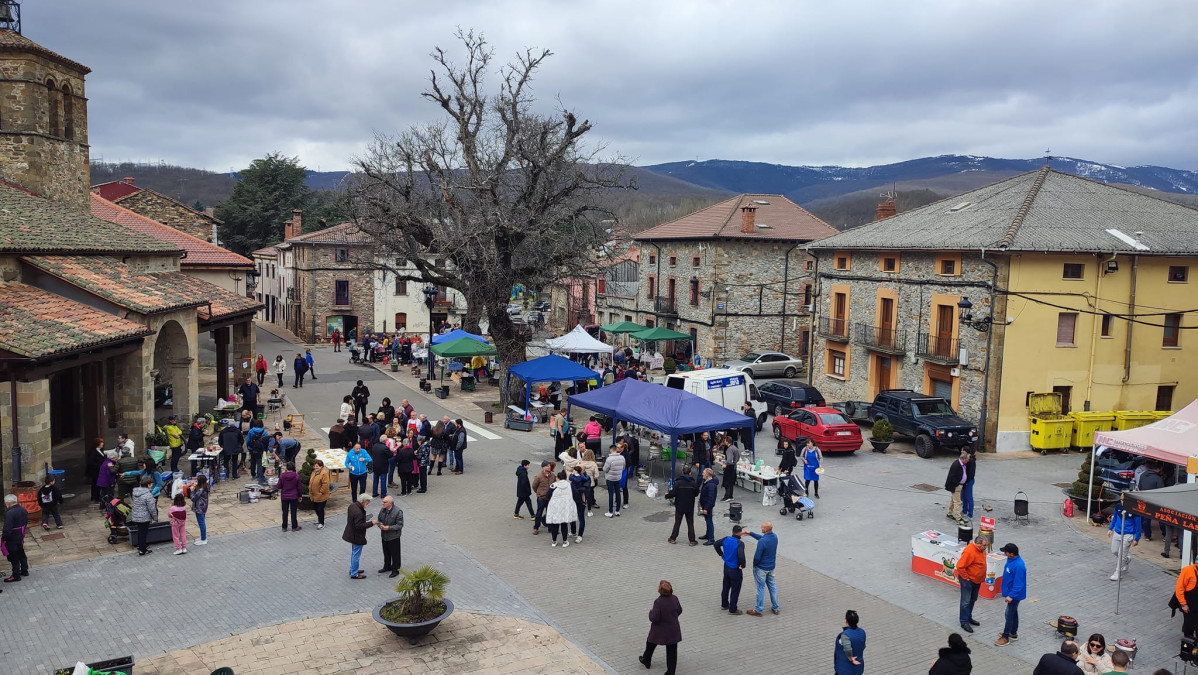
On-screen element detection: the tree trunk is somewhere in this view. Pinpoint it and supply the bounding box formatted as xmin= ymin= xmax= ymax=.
xmin=487 ymin=307 xmax=528 ymax=373
xmin=462 ymin=295 xmax=484 ymax=335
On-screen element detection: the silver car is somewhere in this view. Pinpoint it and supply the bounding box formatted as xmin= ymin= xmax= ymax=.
xmin=722 ymin=351 xmax=803 ymax=378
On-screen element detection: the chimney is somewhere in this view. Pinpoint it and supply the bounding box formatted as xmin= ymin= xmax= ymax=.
xmin=875 ymin=200 xmax=896 ymax=221
xmin=123 ymin=176 xmax=135 ymax=186
xmin=740 ymin=205 xmax=757 ymax=234
xmin=285 ymin=209 xmax=302 ymax=240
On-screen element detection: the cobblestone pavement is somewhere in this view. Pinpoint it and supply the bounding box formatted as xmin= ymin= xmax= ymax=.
xmin=140 ymin=612 xmax=605 ymax=675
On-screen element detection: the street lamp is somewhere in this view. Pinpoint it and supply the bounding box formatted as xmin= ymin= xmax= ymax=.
xmin=957 ymin=297 xmax=993 ymax=332
xmin=423 ymin=284 xmax=438 ymax=380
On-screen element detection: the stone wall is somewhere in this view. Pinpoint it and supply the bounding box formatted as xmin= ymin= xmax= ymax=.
xmin=117 ymin=190 xmax=216 ymax=241
xmin=293 ymin=244 xmax=375 ymax=341
xmin=0 ymin=379 xmax=51 ymax=486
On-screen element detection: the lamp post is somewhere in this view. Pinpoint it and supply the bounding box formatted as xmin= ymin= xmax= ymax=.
xmin=423 ymin=284 xmax=438 ymax=380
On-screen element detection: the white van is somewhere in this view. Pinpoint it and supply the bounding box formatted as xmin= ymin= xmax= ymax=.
xmin=663 ymin=368 xmax=768 ymax=430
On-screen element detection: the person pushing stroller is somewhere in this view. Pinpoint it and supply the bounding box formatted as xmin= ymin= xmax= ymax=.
xmin=777 ymin=469 xmax=815 ymax=520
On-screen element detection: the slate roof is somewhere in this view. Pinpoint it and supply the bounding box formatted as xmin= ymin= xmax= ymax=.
xmin=0 ymin=283 xmax=151 ymax=359
xmin=0 ymin=29 xmax=91 ymax=74
xmin=807 ymin=168 xmax=1198 ymax=254
xmin=90 ymin=194 xmax=251 ymax=268
xmin=283 ymin=221 xmax=376 ymax=246
xmin=635 ymin=194 xmax=838 ymax=242
xmin=22 ymin=256 xmax=206 ymax=315
xmin=0 ymin=182 xmax=179 ymax=255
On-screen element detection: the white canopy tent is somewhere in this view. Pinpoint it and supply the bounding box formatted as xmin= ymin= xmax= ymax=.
xmin=545 ymin=324 xmax=615 ymax=354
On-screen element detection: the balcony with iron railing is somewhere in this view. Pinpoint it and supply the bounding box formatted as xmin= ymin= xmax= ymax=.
xmin=818 ymin=316 xmax=850 ymax=342
xmin=654 ymin=296 xmax=678 ymax=315
xmin=854 ymin=322 xmax=907 ymax=354
xmin=916 ymin=332 xmax=959 ymax=364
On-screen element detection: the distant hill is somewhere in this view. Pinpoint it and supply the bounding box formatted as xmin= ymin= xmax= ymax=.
xmin=90 ymin=161 xmax=235 ymax=210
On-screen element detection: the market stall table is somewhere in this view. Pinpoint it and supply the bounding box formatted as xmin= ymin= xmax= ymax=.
xmin=313 ymin=448 xmax=348 ymax=486
xmin=736 ymin=464 xmax=780 ymax=494
xmin=187 ymin=448 xmax=222 ymax=483
xmin=911 ymin=529 xmax=1005 ymax=598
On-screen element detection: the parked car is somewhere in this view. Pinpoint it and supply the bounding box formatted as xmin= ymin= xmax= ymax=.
xmin=772 ymin=406 xmax=862 ymax=453
xmin=533 ymin=300 xmax=550 ymax=312
xmin=868 ymin=389 xmax=978 ymax=458
xmin=1095 ymin=448 xmax=1146 ymax=494
xmin=506 ymin=304 xmax=523 ymax=317
xmin=663 ymin=368 xmax=768 ymax=430
xmin=722 ymin=351 xmax=803 ymax=379
xmin=756 ymin=380 xmax=826 ymax=416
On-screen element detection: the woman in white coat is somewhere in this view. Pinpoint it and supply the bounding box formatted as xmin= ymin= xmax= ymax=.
xmin=273 ymin=355 xmax=287 ymax=388
xmin=545 ymin=470 xmax=578 ymax=547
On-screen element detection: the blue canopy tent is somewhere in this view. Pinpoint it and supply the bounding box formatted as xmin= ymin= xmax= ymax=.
xmin=567 ymin=378 xmax=756 ymax=482
xmin=506 ymin=354 xmax=601 ymax=414
xmin=431 ymin=329 xmax=489 ymax=345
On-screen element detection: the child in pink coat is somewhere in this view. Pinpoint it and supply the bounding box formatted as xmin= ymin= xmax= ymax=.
xmin=169 ymin=494 xmax=188 ymax=554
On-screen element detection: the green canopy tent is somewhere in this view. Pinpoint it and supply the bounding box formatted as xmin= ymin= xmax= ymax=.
xmin=600 ymin=321 xmax=648 ymax=349
xmin=629 ymin=326 xmax=694 ymax=368
xmin=430 ymin=336 xmax=498 ymax=384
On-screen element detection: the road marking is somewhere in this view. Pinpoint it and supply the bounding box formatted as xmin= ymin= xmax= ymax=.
xmin=321 ymin=426 xmax=485 ymax=443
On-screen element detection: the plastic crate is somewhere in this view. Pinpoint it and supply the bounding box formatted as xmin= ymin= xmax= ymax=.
xmin=1067 ymin=411 xmax=1115 ymax=448
xmin=1113 ymin=410 xmax=1157 ymax=431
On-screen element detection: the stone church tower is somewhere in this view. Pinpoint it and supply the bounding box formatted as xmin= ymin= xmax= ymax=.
xmin=0 ymin=10 xmax=90 ymax=211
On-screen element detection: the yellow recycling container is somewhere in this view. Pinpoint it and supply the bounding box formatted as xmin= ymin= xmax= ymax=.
xmin=1028 ymin=393 xmax=1074 ymax=452
xmin=1067 ymin=411 xmax=1115 ymax=449
xmin=1112 ymin=410 xmax=1157 ymax=431
xmin=1151 ymin=410 xmax=1173 ymax=421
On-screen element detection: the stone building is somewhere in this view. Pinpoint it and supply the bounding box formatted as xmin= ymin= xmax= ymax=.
xmin=373 ymin=259 xmax=466 ymax=336
xmin=621 ymin=195 xmax=836 ymax=364
xmin=807 ymin=168 xmax=1198 ymax=452
xmin=252 ymin=244 xmax=283 ymax=325
xmin=92 ymin=177 xmax=222 ymax=242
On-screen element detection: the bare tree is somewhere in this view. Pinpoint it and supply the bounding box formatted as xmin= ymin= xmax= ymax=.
xmin=353 ymin=29 xmax=633 ymax=368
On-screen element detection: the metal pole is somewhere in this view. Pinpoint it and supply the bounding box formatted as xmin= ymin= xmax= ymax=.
xmin=427 ymin=307 xmax=435 ymax=382
xmin=1116 ymin=499 xmax=1126 ymax=615
xmin=1087 ymin=446 xmax=1098 ymax=520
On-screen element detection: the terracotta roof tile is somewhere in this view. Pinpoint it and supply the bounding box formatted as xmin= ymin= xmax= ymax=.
xmin=284 ymin=221 xmax=373 ymax=245
xmin=22 ymin=256 xmax=205 ymax=314
xmin=91 ymin=181 xmax=141 ymax=201
xmin=0 ymin=183 xmax=178 ymax=255
xmin=635 ymin=194 xmax=838 ymax=242
xmin=0 ymin=29 xmax=91 ymax=74
xmin=89 ymin=194 xmax=251 ymax=268
xmin=0 ymin=283 xmax=151 ymax=358
xmin=196 ymin=284 xmax=263 ymax=322
xmin=251 ymin=245 xmax=280 ymax=257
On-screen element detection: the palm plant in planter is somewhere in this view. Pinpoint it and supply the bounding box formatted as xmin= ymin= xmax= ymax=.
xmin=373 ymin=565 xmax=454 ymax=644
xmin=869 ymin=418 xmax=894 ymax=453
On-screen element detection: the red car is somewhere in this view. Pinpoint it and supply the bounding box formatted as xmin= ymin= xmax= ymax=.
xmin=772 ymin=406 xmax=863 ymax=453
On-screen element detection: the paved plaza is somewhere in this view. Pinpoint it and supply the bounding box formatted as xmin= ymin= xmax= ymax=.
xmin=1 ymin=326 xmax=1187 ymax=673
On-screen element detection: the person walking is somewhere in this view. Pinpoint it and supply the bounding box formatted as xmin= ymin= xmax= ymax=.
xmin=746 ymin=521 xmax=779 ymax=616
xmin=2 ymin=493 xmax=29 ymax=582
xmin=604 ymin=445 xmax=626 ymax=518
xmin=514 ymin=460 xmax=536 ymax=520
xmin=801 ymin=438 xmax=823 ymax=498
xmin=1079 ymin=634 xmax=1113 ymax=675
xmin=1032 ymin=641 xmax=1083 ymax=675
xmin=713 ymin=525 xmax=748 ymax=615
xmin=376 ymin=495 xmax=403 ymax=577
xmin=835 ymin=610 xmax=866 ymax=675
xmin=273 ymin=355 xmax=287 ymax=388
xmin=665 ymin=465 xmax=699 ymax=545
xmin=163 ymin=415 xmax=184 ymax=474
xmin=944 ymin=450 xmax=970 ymax=524
xmin=581 ymin=449 xmax=599 ymax=513
xmin=415 ymin=437 xmax=432 ymax=494
xmin=168 ymin=494 xmax=188 ymax=555
xmin=130 ymin=476 xmax=158 ymax=556
xmin=37 ymin=475 xmax=63 ymax=530
xmin=532 ymin=461 xmax=555 ymax=534
xmin=928 ymin=633 xmax=971 ymax=675
xmin=451 ymin=418 xmax=467 ymax=475
xmin=331 ymin=328 xmax=342 ymax=352
xmin=545 ymin=470 xmax=578 ymax=547
xmin=308 ymin=459 xmax=330 ymax=530
xmin=639 ymin=580 xmax=682 ymax=674
xmin=955 ymin=535 xmax=987 ymax=632
xmin=961 ymin=450 xmax=977 ymax=520
xmin=191 ymin=474 xmax=210 ymax=546
xmin=278 ymin=462 xmax=302 ymax=532
xmin=343 ymin=494 xmax=375 ymax=579
xmin=1176 ymin=559 xmax=1198 ymax=638
xmin=995 ymin=542 xmax=1026 ymax=646
xmin=305 ymin=348 xmax=317 ymax=380
xmin=352 ymin=380 xmax=371 ymax=427
xmin=369 ymin=440 xmax=392 ymax=498
xmin=255 ymin=353 xmax=268 ymax=385
xmin=699 ymin=467 xmax=719 ymax=545
xmin=346 ymin=443 xmax=371 ymax=502
xmin=292 ymin=353 xmax=308 ymax=388
xmin=569 ymin=465 xmax=590 ymax=543
xmin=1107 ymin=506 xmax=1140 ymax=581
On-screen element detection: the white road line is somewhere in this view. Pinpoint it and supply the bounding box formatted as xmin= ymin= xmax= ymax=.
xmin=461 ymin=420 xmax=501 ymax=440
xmin=324 ymin=425 xmax=482 ymax=443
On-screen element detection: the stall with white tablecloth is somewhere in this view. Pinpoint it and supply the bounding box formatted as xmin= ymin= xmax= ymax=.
xmin=911 ymin=530 xmax=1005 ymax=599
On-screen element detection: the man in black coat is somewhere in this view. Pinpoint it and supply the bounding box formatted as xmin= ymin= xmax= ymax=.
xmin=1032 ymin=640 xmax=1083 ymax=675
xmin=218 ymin=421 xmax=243 ymax=479
xmin=944 ymin=450 xmax=970 ymax=524
xmin=342 ymin=494 xmax=375 ymax=580
xmin=621 ymin=433 xmax=640 ymax=508
xmin=369 ymin=441 xmax=392 ymax=498
xmin=665 ymin=465 xmax=700 ymax=545
xmin=699 ymin=468 xmax=720 ymax=545
xmin=238 ymin=376 xmax=260 ymax=415
xmin=342 ymin=417 xmax=359 ymax=452
xmin=351 ymin=381 xmax=371 ymax=425
xmin=3 ymin=495 xmax=30 ymax=582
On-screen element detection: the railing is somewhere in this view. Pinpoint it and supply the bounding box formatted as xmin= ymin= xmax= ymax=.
xmin=654 ymin=296 xmax=678 ymax=315
xmin=917 ymin=332 xmax=959 ymax=363
xmin=855 ymin=323 xmax=907 ymax=352
xmin=818 ymin=316 xmax=849 ymax=340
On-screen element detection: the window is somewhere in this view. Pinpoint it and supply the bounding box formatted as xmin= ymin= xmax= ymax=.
xmin=597 ymin=275 xmax=606 ymax=294
xmin=334 ymin=280 xmax=350 ymax=306
xmin=692 ymin=256 xmax=701 ymax=267
xmin=935 ymin=253 xmax=962 ymax=276
xmin=689 ymin=278 xmax=699 ymax=306
xmin=625 ymin=315 xmax=632 ymax=322
xmin=394 ymin=279 xmax=407 ymax=296
xmin=646 ymin=319 xmax=655 ymax=328
xmin=648 ymin=254 xmax=656 ymax=265
xmin=1163 ymin=313 xmax=1182 ymax=347
xmin=1157 ymin=385 xmax=1176 ymax=412
xmin=668 ymin=255 xmax=677 ymax=267
xmin=804 ymin=259 xmax=813 ymax=271
xmin=828 ymin=349 xmax=846 ymax=377
xmin=802 ymin=284 xmax=812 ymax=307
xmin=1056 ymin=312 xmax=1077 ymax=346
xmin=1100 ymin=313 xmax=1113 ymax=338
xmin=939 ymin=259 xmax=956 ymax=275
xmin=834 ymin=254 xmax=850 ymax=271
xmin=46 ymin=78 xmax=60 ymax=137
xmin=1169 ymin=266 xmax=1189 ymax=283
xmin=394 ymin=312 xmax=407 ymax=330
xmin=334 ymin=248 xmax=349 ymax=262
xmin=1062 ymin=263 xmax=1084 ymax=280
xmin=61 ymin=84 xmax=75 ymax=140
xmin=646 ymin=275 xmax=656 ymax=299
xmin=881 ymin=256 xmax=897 ymax=273
xmin=689 ymin=327 xmax=698 ymax=345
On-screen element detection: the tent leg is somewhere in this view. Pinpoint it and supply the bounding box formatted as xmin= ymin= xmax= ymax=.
xmin=1087 ymin=446 xmax=1096 ymax=521
xmin=1187 ymin=473 xmax=1196 ymax=568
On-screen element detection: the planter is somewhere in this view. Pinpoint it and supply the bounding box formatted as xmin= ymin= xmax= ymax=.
xmin=54 ymin=655 xmax=135 ymax=675
xmin=391 ymin=363 xmax=399 ymax=372
xmin=868 ymin=439 xmax=891 ymax=453
xmin=484 ymin=411 xmax=494 ymax=424
xmin=373 ymin=597 xmax=454 ymax=645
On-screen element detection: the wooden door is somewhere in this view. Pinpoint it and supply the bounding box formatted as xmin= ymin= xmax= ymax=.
xmin=934 ymin=305 xmax=954 ymax=357
xmin=879 ymin=297 xmax=895 ymax=347
xmin=874 ymin=355 xmax=892 ymax=397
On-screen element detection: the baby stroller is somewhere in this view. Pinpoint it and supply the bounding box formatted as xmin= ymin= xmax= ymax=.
xmin=777 ymin=473 xmax=815 ymax=521
xmin=349 ymin=347 xmax=364 ymax=364
xmin=105 ymin=497 xmax=131 ymax=544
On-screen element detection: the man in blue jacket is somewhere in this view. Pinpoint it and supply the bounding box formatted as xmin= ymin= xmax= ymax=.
xmin=713 ymin=525 xmax=747 ymax=615
xmin=994 ymin=542 xmax=1026 ymax=646
xmin=746 ymin=521 xmax=779 ymax=616
xmin=1108 ymin=506 xmax=1140 ymax=581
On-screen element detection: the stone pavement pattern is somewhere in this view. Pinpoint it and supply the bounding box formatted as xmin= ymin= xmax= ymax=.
xmin=140 ymin=612 xmax=605 ymax=675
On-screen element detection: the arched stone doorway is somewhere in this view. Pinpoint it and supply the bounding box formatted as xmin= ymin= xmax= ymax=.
xmin=152 ymin=319 xmax=193 ymax=425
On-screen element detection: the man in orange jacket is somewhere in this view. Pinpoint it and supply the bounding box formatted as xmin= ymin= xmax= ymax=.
xmin=1177 ymin=561 xmax=1198 ymax=637
xmin=956 ymin=535 xmax=989 ymax=633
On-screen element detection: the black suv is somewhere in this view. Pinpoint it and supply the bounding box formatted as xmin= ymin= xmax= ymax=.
xmin=869 ymin=389 xmax=978 ymax=458
xmin=757 ymin=380 xmax=826 ymax=416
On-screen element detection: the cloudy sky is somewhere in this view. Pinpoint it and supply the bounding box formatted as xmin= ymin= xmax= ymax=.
xmin=30 ymin=0 xmax=1198 ymax=172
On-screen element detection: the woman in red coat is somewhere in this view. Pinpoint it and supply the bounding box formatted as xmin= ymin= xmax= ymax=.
xmin=640 ymin=580 xmax=682 ymax=674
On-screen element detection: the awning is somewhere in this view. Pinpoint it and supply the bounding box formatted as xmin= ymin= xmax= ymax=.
xmin=1093 ymin=400 xmax=1198 ymax=466
xmin=1125 ymin=483 xmax=1198 ymax=534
